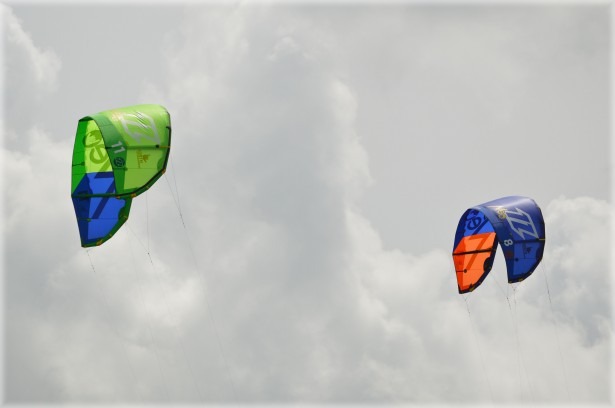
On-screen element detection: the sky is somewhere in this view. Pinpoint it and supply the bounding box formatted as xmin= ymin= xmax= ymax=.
xmin=2 ymin=2 xmax=613 ymax=406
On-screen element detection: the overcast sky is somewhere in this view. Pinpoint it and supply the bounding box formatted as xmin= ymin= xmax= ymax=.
xmin=2 ymin=2 xmax=613 ymax=406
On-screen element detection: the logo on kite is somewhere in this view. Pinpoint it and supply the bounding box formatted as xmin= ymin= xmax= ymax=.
xmin=496 ymin=207 xmax=507 ymax=219
xmin=466 ymin=215 xmax=482 ymax=230
xmin=84 ymin=130 xmax=109 ymax=165
xmin=136 ymin=150 xmax=150 ymax=168
xmin=504 ymin=207 xmax=539 ymax=240
xmin=113 ymin=157 xmax=126 ymax=168
xmin=119 ymin=111 xmax=161 ymax=144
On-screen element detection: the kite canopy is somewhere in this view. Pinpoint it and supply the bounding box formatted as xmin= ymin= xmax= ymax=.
xmin=71 ymin=104 xmax=171 ymax=247
xmin=452 ymin=196 xmax=546 ymax=294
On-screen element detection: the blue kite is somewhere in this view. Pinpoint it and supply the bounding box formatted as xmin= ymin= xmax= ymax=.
xmin=452 ymin=196 xmax=546 ymax=293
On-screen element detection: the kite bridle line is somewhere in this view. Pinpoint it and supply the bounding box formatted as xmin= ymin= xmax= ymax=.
xmin=85 ymin=248 xmax=146 ymax=402
xmin=163 ymin=151 xmax=238 ymax=400
xmin=540 ymin=262 xmax=571 ymax=400
xmin=462 ymin=293 xmax=495 ymax=404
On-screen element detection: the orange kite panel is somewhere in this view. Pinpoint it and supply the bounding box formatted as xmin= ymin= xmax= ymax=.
xmin=453 ymin=232 xmax=496 ymax=292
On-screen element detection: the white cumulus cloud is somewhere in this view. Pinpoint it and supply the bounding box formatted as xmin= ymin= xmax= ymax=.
xmin=2 ymin=3 xmax=611 ymax=406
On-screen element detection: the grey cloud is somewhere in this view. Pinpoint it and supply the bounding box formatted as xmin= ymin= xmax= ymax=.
xmin=3 ymin=3 xmax=611 ymax=405
xmin=4 ymin=5 xmax=61 ymax=152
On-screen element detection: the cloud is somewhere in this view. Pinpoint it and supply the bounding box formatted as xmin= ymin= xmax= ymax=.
xmin=3 ymin=4 xmax=62 ymax=152
xmin=349 ymin=196 xmax=611 ymax=403
xmin=3 ymin=5 xmax=60 ymax=90
xmin=3 ymin=3 xmax=611 ymax=405
xmin=537 ymin=197 xmax=611 ymax=346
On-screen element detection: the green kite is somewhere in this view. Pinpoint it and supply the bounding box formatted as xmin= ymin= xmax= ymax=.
xmin=71 ymin=104 xmax=171 ymax=247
